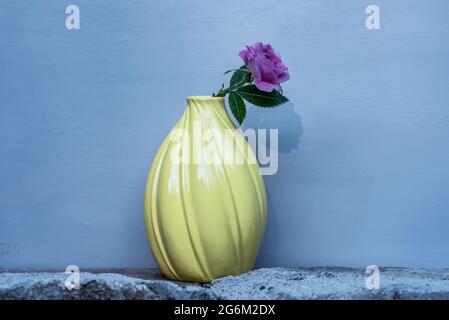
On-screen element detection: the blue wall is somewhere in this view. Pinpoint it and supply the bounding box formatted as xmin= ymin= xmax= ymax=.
xmin=1 ymin=0 xmax=449 ymax=269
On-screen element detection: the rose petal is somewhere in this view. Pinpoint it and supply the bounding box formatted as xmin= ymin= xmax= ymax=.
xmin=258 ymin=58 xmax=278 ymax=83
xmin=255 ymin=80 xmax=277 ymax=92
xmin=277 ymin=71 xmax=290 ymax=83
xmin=239 ymin=42 xmax=290 ymax=91
xmin=248 ymin=58 xmax=262 ymax=80
xmin=239 ymin=50 xmax=249 ymax=65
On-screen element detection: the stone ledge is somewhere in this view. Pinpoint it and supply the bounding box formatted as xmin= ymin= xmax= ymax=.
xmin=1 ymin=267 xmax=449 ymax=300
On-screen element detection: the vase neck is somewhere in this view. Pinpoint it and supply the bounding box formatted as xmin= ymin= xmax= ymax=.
xmin=186 ymin=96 xmax=225 ymax=110
xmin=185 ymin=96 xmax=234 ymax=128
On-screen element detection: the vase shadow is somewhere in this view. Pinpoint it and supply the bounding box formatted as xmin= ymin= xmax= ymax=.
xmin=255 ymin=190 xmax=279 ymax=267
xmin=239 ymin=102 xmax=303 ymax=267
xmin=241 ymin=102 xmax=303 ymax=154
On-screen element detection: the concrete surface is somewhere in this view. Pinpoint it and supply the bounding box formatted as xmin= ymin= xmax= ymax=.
xmin=1 ymin=267 xmax=449 ymax=300
xmin=0 ymin=270 xmax=214 ymax=300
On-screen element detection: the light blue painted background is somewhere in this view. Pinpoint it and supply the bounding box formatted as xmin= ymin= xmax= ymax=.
xmin=1 ymin=0 xmax=449 ymax=269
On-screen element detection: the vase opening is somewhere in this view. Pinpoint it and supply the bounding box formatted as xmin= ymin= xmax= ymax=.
xmin=186 ymin=96 xmax=226 ymax=111
xmin=187 ymin=96 xmax=224 ymax=102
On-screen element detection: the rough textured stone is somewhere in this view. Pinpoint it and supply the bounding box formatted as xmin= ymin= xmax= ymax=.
xmin=1 ymin=267 xmax=449 ymax=300
xmin=0 ymin=272 xmax=217 ymax=300
xmin=210 ymin=267 xmax=449 ymax=300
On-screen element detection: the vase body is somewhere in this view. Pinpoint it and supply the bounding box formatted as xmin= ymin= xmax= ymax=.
xmin=144 ymin=96 xmax=267 ymax=282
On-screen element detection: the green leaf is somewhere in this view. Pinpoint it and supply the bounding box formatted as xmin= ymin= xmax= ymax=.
xmin=230 ymin=65 xmax=250 ymax=87
xmin=236 ymin=85 xmax=289 ymax=108
xmin=228 ymin=91 xmax=247 ymax=125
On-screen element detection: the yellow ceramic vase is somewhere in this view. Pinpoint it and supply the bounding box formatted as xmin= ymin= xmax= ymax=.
xmin=144 ymin=96 xmax=267 ymax=282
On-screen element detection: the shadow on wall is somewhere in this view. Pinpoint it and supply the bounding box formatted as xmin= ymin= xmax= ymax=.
xmin=242 ymin=102 xmax=304 ymax=266
xmin=243 ymin=102 xmax=303 ymax=154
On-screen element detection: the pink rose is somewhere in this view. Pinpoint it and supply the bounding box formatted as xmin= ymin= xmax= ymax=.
xmin=239 ymin=42 xmax=290 ymax=92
